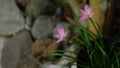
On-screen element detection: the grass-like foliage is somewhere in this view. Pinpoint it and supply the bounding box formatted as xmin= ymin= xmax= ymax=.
xmin=49 ymin=4 xmax=120 ymax=68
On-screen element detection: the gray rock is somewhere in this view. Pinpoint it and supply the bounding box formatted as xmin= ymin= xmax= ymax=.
xmin=0 ymin=0 xmax=25 ymax=36
xmin=26 ymin=0 xmax=49 ymax=17
xmin=18 ymin=55 xmax=40 ymax=68
xmin=0 ymin=37 xmax=6 ymax=68
xmin=56 ymin=22 xmax=70 ymax=30
xmin=16 ymin=0 xmax=30 ymax=7
xmin=31 ymin=16 xmax=57 ymax=39
xmin=1 ymin=31 xmax=36 ymax=68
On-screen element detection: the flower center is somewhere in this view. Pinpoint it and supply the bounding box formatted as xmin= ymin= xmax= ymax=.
xmin=86 ymin=12 xmax=90 ymax=17
xmin=61 ymin=34 xmax=65 ymax=38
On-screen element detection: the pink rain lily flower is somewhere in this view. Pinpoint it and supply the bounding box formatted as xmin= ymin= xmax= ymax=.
xmin=54 ymin=26 xmax=68 ymax=43
xmin=80 ymin=4 xmax=94 ymax=20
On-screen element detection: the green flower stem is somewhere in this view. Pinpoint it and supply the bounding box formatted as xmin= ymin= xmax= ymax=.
xmin=74 ymin=14 xmax=91 ymax=48
xmin=89 ymin=18 xmax=99 ymax=35
xmin=115 ymin=52 xmax=120 ymax=67
xmin=89 ymin=18 xmax=108 ymax=60
xmin=87 ymin=49 xmax=95 ymax=68
xmin=72 ymin=36 xmax=86 ymax=46
xmin=89 ymin=18 xmax=102 ymax=40
xmin=89 ymin=18 xmax=104 ymax=46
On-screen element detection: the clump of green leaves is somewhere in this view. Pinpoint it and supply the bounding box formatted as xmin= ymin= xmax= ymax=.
xmin=49 ymin=3 xmax=120 ymax=68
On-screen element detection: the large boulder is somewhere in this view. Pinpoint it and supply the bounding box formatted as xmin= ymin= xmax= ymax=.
xmin=0 ymin=37 xmax=6 ymax=68
xmin=1 ymin=31 xmax=38 ymax=68
xmin=0 ymin=0 xmax=25 ymax=36
xmin=16 ymin=0 xmax=30 ymax=7
xmin=26 ymin=0 xmax=49 ymax=17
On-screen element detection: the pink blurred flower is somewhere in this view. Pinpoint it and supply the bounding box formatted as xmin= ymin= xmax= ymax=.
xmin=80 ymin=4 xmax=94 ymax=20
xmin=54 ymin=26 xmax=68 ymax=43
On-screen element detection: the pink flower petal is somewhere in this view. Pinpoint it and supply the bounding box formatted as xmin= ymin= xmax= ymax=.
xmin=79 ymin=4 xmax=94 ymax=20
xmin=54 ymin=34 xmax=61 ymax=38
xmin=87 ymin=8 xmax=92 ymax=14
xmin=57 ymin=26 xmax=65 ymax=34
xmin=89 ymin=12 xmax=94 ymax=18
xmin=60 ymin=26 xmax=64 ymax=30
xmin=84 ymin=4 xmax=90 ymax=12
xmin=56 ymin=27 xmax=62 ymax=32
xmin=80 ymin=16 xmax=88 ymax=20
xmin=80 ymin=9 xmax=86 ymax=15
xmin=54 ymin=26 xmax=68 ymax=43
xmin=56 ymin=38 xmax=63 ymax=43
xmin=60 ymin=27 xmax=65 ymax=33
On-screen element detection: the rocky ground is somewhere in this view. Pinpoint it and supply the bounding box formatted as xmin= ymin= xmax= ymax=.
xmin=0 ymin=0 xmax=77 ymax=68
xmin=0 ymin=0 xmax=119 ymax=68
